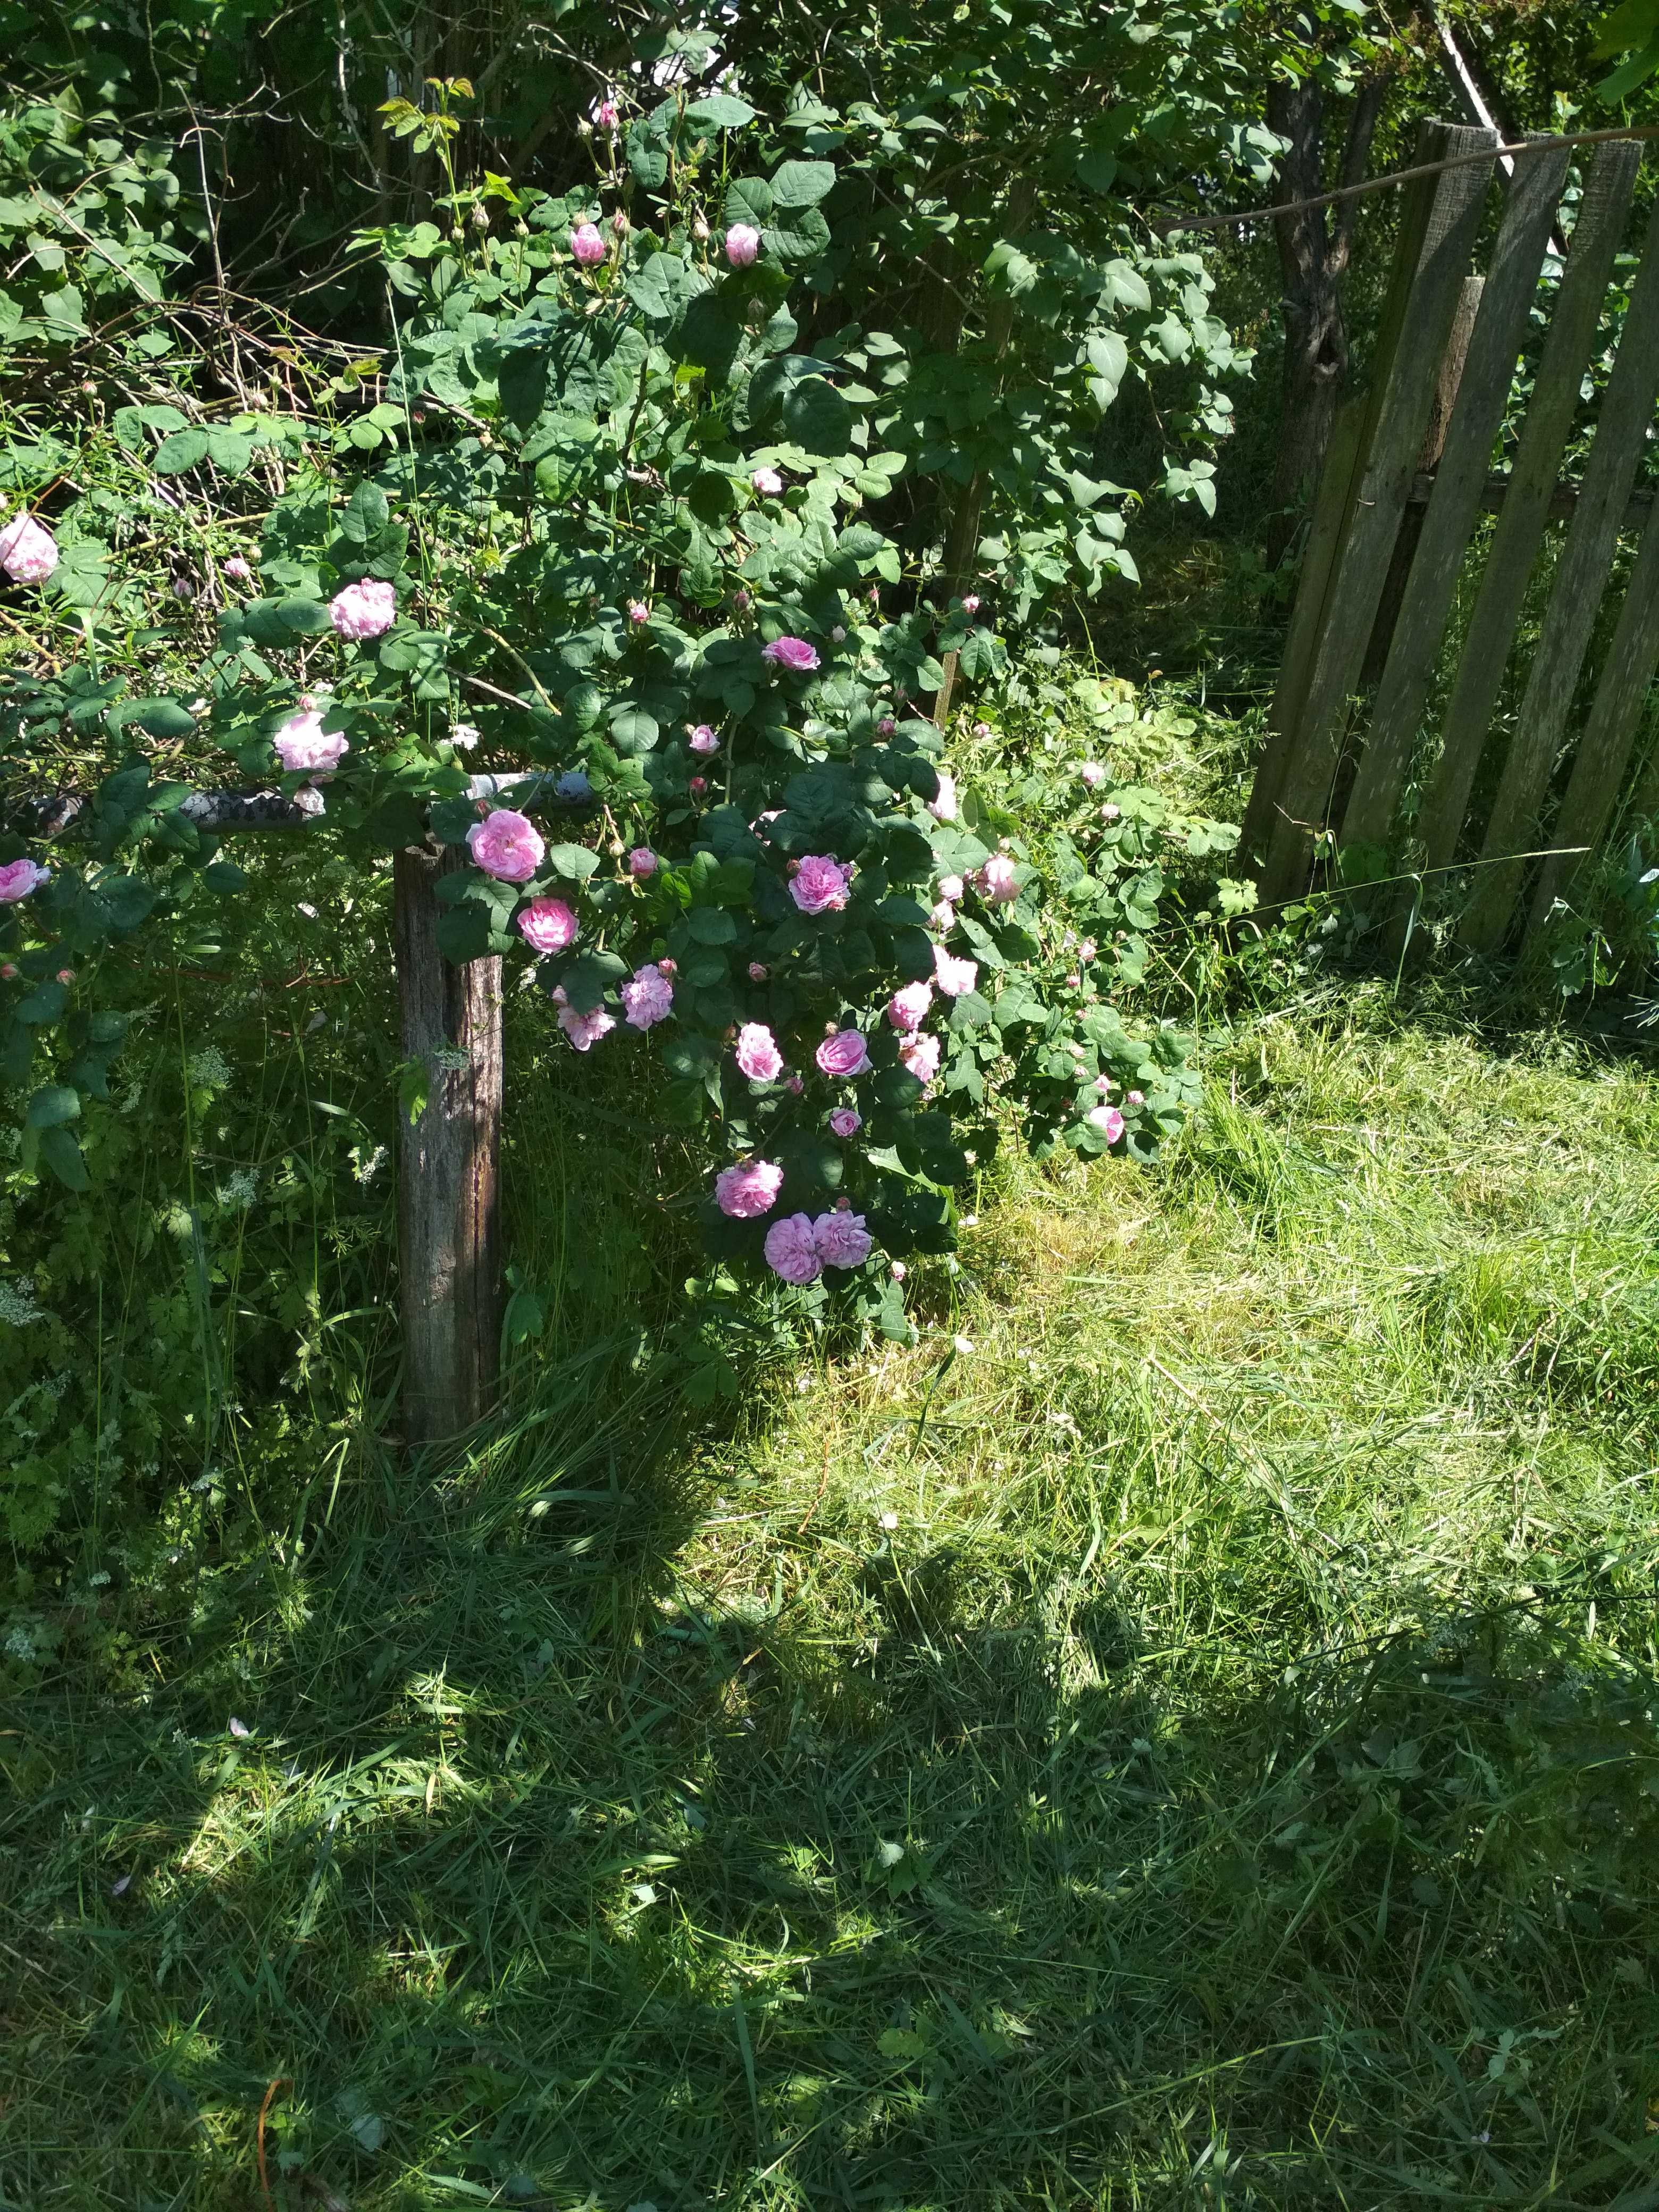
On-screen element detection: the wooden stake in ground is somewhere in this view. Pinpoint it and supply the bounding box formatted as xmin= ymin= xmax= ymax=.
xmin=393 ymin=841 xmax=503 ymax=1448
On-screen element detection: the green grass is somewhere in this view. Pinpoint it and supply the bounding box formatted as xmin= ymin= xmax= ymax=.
xmin=6 ymin=985 xmax=1659 ymax=2210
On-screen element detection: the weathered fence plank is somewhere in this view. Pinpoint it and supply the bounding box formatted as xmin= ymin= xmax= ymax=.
xmin=394 ymin=842 xmax=503 ymax=1449
xmin=1257 ymin=122 xmax=1498 ymax=909
xmin=1340 ymin=139 xmax=1571 ymax=850
xmin=1415 ymin=140 xmax=1642 ymax=886
xmin=1526 ymin=500 xmax=1659 ymax=936
xmin=1458 ymin=185 xmax=1659 ymax=953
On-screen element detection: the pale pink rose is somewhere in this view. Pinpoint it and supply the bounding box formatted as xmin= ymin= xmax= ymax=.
xmin=937 ymin=874 xmax=965 ymax=903
xmin=1127 ymin=1089 xmax=1144 ymax=1105
xmin=622 ymin=961 xmax=674 ymax=1029
xmin=975 ymin=854 xmax=1019 ymax=903
xmin=933 ymin=946 xmax=978 ymax=998
xmin=886 ymin=981 xmax=933 ymax=1032
xmin=627 ymin=598 xmax=650 ymax=624
xmin=716 ymin=1160 xmax=785 ymax=1218
xmin=813 ymin=1208 xmax=873 ymax=1269
xmin=748 ymin=961 xmax=768 ymax=982
xmin=272 ymin=709 xmax=349 ymax=776
xmin=890 ymin=1260 xmax=906 ymax=1281
xmin=0 ymin=857 xmax=50 ymax=902
xmin=1088 ymin=1104 xmax=1125 ymax=1143
xmin=928 ymin=770 xmax=957 ymax=822
xmin=0 ymin=513 xmax=58 ymax=584
xmin=558 ymin=1002 xmax=614 ymax=1051
xmin=571 ymin=222 xmax=607 ymax=264
xmin=596 ymin=97 xmax=619 ymax=129
xmin=789 ymin=854 xmax=852 ymax=914
xmin=815 ymin=1028 xmax=871 ymax=1079
xmin=899 ymin=1032 xmax=941 ymax=1090
xmin=516 ymin=897 xmax=578 ymax=953
xmin=735 ymin=1023 xmax=784 ymax=1082
xmin=1081 ymin=761 xmax=1106 ymax=789
xmin=750 ymin=466 xmax=784 ymax=496
xmin=725 ymin=223 xmax=761 ymax=268
xmin=689 ymin=724 xmax=720 ymax=754
xmin=829 ymin=1107 xmax=861 ymax=1138
xmin=929 ymin=900 xmax=956 ymax=933
xmin=1079 ymin=938 xmax=1097 ymax=961
xmin=765 ymin=1212 xmax=821 ymax=1285
xmin=1094 ymin=1075 xmax=1113 ymax=1095
xmin=467 ymin=808 xmax=546 ymax=883
xmin=763 ymin=635 xmax=819 ymax=672
xmin=329 ymin=579 xmax=397 ymax=640
xmin=628 ymin=847 xmax=658 ymax=876
xmin=1100 ymin=801 xmax=1121 ymax=822
xmin=223 ymin=555 xmax=253 ymax=581
xmin=960 ymin=593 xmax=980 ymax=614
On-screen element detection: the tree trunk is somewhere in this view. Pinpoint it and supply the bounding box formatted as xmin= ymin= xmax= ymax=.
xmin=393 ymin=842 xmax=503 ymax=1450
xmin=1266 ymin=76 xmax=1388 ymax=571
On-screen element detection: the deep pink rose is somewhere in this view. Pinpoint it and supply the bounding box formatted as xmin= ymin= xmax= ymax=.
xmin=899 ymin=1032 xmax=941 ymax=1090
xmin=328 ymin=579 xmax=397 ymax=640
xmin=596 ymin=97 xmax=619 ymax=129
xmin=571 ymin=222 xmax=607 ymax=264
xmin=0 ymin=513 xmax=57 ymax=584
xmin=621 ymin=961 xmax=674 ymax=1029
xmin=764 ymin=1213 xmax=821 ymax=1285
xmin=628 ymin=846 xmax=658 ymax=876
xmin=467 ymin=808 xmax=545 ymax=883
xmin=886 ymin=981 xmax=933 ymax=1032
xmin=829 ymin=1108 xmax=861 ymax=1138
xmin=933 ymin=946 xmax=978 ymax=998
xmin=716 ymin=1160 xmax=784 ymax=1219
xmin=0 ymin=857 xmax=49 ymax=902
xmin=272 ymin=709 xmax=349 ymax=776
xmin=813 ymin=1208 xmax=873 ymax=1270
xmin=735 ymin=1023 xmax=784 ymax=1082
xmin=516 ymin=897 xmax=578 ymax=953
xmin=789 ymin=855 xmax=852 ymax=915
xmin=725 ymin=223 xmax=761 ymax=268
xmin=762 ymin=635 xmax=820 ymax=672
xmin=1088 ymin=1104 xmax=1126 ymax=1144
xmin=815 ymin=1028 xmax=870 ymax=1079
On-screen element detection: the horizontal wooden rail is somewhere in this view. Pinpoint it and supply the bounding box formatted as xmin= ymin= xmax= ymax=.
xmin=1405 ymin=470 xmax=1654 ymax=531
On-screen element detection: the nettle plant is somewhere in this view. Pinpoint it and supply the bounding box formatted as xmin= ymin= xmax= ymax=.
xmin=0 ymin=90 xmax=1234 ymax=1340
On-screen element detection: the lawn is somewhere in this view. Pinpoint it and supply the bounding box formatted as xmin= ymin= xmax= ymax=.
xmin=6 ymin=984 xmax=1658 ymax=2210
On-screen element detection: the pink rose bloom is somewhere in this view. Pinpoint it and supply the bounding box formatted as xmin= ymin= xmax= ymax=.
xmin=831 ymin=623 xmax=846 ymax=642
xmin=467 ymin=808 xmax=546 ymax=883
xmin=223 ymin=555 xmax=253 ymax=581
xmin=763 ymin=636 xmax=820 ymax=672
xmin=0 ymin=857 xmax=49 ymax=902
xmin=929 ymin=900 xmax=956 ymax=933
xmin=937 ymin=874 xmax=964 ymax=903
xmin=890 ymin=1260 xmax=906 ymax=1281
xmin=1127 ymin=1088 xmax=1145 ymax=1105
xmin=628 ymin=847 xmax=658 ymax=877
xmin=558 ymin=1002 xmax=614 ymax=1051
xmin=571 ymin=222 xmax=607 ymax=264
xmin=829 ymin=1107 xmax=861 ymax=1138
xmin=1088 ymin=1104 xmax=1126 ymax=1143
xmin=886 ymin=981 xmax=933 ymax=1033
xmin=928 ymin=770 xmax=957 ymax=822
xmin=765 ymin=1213 xmax=821 ymax=1285
xmin=975 ymin=854 xmax=1019 ymax=904
xmin=1079 ymin=938 xmax=1097 ymax=961
xmin=622 ymin=961 xmax=674 ymax=1029
xmin=689 ymin=724 xmax=720 ymax=755
xmin=814 ymin=1209 xmax=873 ymax=1269
xmin=0 ymin=512 xmax=58 ymax=584
xmin=789 ymin=854 xmax=852 ymax=914
xmin=877 ymin=716 xmax=896 ymax=736
xmin=1101 ymin=801 xmax=1121 ymax=822
xmin=596 ymin=97 xmax=619 ymax=129
xmin=933 ymin=946 xmax=978 ymax=998
xmin=272 ymin=709 xmax=349 ymax=776
xmin=973 ymin=720 xmax=991 ymax=739
xmin=516 ymin=897 xmax=579 ymax=953
xmin=751 ymin=466 xmax=784 ymax=496
xmin=815 ymin=1028 xmax=871 ymax=1079
xmin=735 ymin=1022 xmax=784 ymax=1082
xmin=961 ymin=593 xmax=980 ymax=614
xmin=716 ymin=1159 xmax=785 ymax=1219
xmin=329 ymin=579 xmax=397 ymax=640
xmin=627 ymin=598 xmax=650 ymax=624
xmin=748 ymin=961 xmax=768 ymax=981
xmin=785 ymin=1072 xmax=805 ymax=1095
xmin=725 ymin=223 xmax=761 ymax=269
xmin=1081 ymin=761 xmax=1106 ymax=789
xmin=899 ymin=1032 xmax=941 ymax=1090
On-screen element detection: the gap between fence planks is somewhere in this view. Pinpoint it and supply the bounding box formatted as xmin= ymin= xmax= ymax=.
xmin=1256 ymin=121 xmax=1499 ymax=909
xmin=1458 ymin=183 xmax=1659 ymax=954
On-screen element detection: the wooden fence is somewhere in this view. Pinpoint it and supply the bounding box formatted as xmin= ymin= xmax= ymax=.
xmin=1242 ymin=120 xmax=1659 ymax=954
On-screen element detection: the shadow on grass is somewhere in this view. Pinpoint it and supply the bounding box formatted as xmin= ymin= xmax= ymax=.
xmin=6 ymin=1336 xmax=1658 ymax=2212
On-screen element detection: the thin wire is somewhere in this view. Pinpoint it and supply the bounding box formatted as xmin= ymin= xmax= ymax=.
xmin=1147 ymin=122 xmax=1659 ymax=238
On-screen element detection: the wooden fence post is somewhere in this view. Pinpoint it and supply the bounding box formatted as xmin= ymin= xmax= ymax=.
xmin=393 ymin=841 xmax=502 ymax=1449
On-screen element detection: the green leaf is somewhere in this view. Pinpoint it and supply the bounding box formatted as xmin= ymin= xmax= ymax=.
xmin=724 ymin=177 xmax=774 ymax=231
xmin=398 ymin=1057 xmax=430 ymax=1126
xmin=782 ymin=376 xmax=853 ymax=455
xmin=338 ymin=482 xmax=390 ymax=543
xmin=277 ymin=596 xmax=334 ymax=634
xmin=688 ymin=904 xmax=738 ymax=944
xmin=563 ymin=949 xmax=627 ymax=1013
xmin=26 ymin=1083 xmax=79 ymax=1128
xmin=543 ymin=842 xmax=599 ymax=881
xmin=768 ymin=158 xmax=835 ymax=208
xmin=39 ymin=1124 xmax=89 ymax=1190
xmin=151 ymin=427 xmax=210 ymax=473
xmin=686 ymin=94 xmax=757 ymax=129
xmin=16 ymin=980 xmax=67 ymax=1026
xmin=203 ymin=860 xmax=248 ymax=892
xmin=609 ymin=706 xmax=660 ymax=755
xmin=1593 ymin=0 xmax=1659 ymax=58
xmin=763 ymin=207 xmax=831 ymax=262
